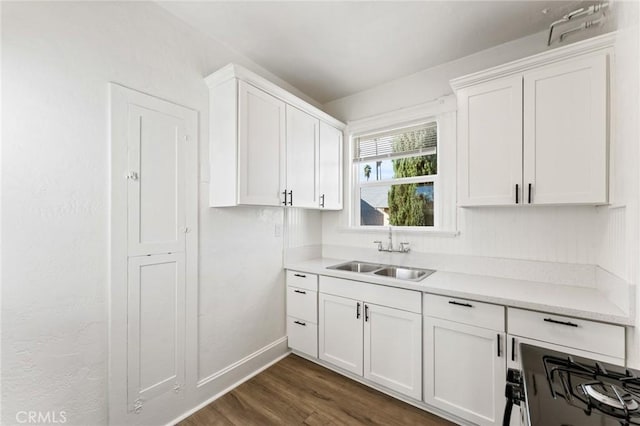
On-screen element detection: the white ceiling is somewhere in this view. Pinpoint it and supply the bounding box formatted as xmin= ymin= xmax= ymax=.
xmin=160 ymin=1 xmax=589 ymax=104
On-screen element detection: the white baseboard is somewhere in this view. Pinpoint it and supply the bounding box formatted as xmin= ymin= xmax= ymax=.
xmin=166 ymin=337 xmax=290 ymax=426
xmin=197 ymin=336 xmax=288 ymax=387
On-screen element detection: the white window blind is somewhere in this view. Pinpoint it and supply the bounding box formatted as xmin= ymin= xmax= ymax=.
xmin=355 ymin=121 xmax=437 ymax=162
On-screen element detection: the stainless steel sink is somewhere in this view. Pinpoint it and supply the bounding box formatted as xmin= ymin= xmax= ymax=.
xmin=373 ymin=266 xmax=434 ymax=281
xmin=326 ymin=261 xmax=434 ymax=282
xmin=327 ymin=261 xmax=382 ymax=273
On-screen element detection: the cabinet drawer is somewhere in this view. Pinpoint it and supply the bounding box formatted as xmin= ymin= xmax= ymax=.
xmin=286 ymin=270 xmax=318 ymax=291
xmin=319 ymin=276 xmax=421 ymax=313
xmin=287 ymin=286 xmax=317 ymax=323
xmin=508 ymin=308 xmax=625 ymax=359
xmin=287 ymin=316 xmax=317 ymax=357
xmin=424 ymin=293 xmax=505 ymax=331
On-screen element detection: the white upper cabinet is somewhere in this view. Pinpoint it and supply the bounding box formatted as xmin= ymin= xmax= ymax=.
xmin=452 ymin=33 xmax=613 ymax=207
xmin=523 ymin=54 xmax=607 ymax=205
xmin=286 ymin=105 xmax=319 ymax=208
xmin=457 ymin=75 xmax=523 ymax=206
xmin=318 ymin=122 xmax=343 ymax=210
xmin=206 ymin=63 xmax=345 ymax=209
xmin=238 ymin=81 xmax=287 ymax=206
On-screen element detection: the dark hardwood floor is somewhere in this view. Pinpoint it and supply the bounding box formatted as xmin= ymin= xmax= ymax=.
xmin=179 ymin=354 xmax=455 ymax=426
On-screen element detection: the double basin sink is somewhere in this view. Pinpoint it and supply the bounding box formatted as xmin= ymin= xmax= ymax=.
xmin=327 ymin=260 xmax=435 ymax=282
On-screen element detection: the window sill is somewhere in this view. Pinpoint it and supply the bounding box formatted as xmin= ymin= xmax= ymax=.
xmin=337 ymin=226 xmax=460 ymax=237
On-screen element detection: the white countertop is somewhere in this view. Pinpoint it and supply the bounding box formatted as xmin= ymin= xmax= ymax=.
xmin=285 ymin=257 xmax=634 ymax=326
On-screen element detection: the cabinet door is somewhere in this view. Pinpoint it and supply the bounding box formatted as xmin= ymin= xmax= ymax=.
xmin=127 ymin=253 xmax=186 ymax=410
xmin=286 ymin=105 xmax=319 ymax=208
xmin=523 ymin=53 xmax=607 ymax=204
xmin=364 ymin=303 xmax=421 ymax=399
xmin=127 ymin=104 xmax=186 ymax=256
xmin=424 ymin=317 xmax=505 ymax=426
xmin=318 ymin=293 xmax=363 ymax=375
xmin=238 ymin=81 xmax=286 ymax=206
xmin=458 ymin=75 xmax=523 ymax=206
xmin=318 ymin=122 xmax=343 ymax=210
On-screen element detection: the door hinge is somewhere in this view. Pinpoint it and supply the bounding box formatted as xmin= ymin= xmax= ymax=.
xmin=173 ymin=383 xmax=182 ymax=393
xmin=183 ymin=227 xmax=190 ymax=234
xmin=184 ymin=135 xmax=190 ymax=143
xmin=127 ymin=171 xmax=139 ymax=181
xmin=133 ymin=398 xmax=143 ymax=414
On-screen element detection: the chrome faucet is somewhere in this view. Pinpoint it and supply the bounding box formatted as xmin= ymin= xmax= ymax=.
xmin=374 ymin=227 xmax=410 ymax=253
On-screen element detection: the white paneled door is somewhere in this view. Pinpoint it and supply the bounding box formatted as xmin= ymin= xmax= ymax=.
xmin=364 ymin=303 xmax=422 ymax=399
xmin=238 ymin=81 xmax=286 ymax=206
xmin=286 ymin=105 xmax=319 ymax=208
xmin=318 ymin=122 xmax=343 ymax=210
xmin=127 ymin=253 xmax=186 ymax=408
xmin=457 ymin=75 xmax=523 ymax=206
xmin=424 ymin=317 xmax=505 ymax=426
xmin=318 ymin=293 xmax=363 ymax=375
xmin=127 ymin=104 xmax=186 ymax=256
xmin=110 ymin=84 xmax=197 ymax=423
xmin=523 ymin=53 xmax=608 ymax=205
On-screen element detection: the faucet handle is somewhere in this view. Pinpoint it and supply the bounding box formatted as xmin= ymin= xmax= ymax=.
xmin=400 ymin=242 xmax=411 ymax=253
xmin=373 ymin=240 xmax=383 ymax=251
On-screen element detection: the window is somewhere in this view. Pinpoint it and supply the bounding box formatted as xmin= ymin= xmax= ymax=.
xmin=354 ymin=121 xmax=438 ymax=227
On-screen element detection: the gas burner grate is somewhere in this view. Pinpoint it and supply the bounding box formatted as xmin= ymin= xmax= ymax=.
xmin=543 ymin=355 xmax=640 ymax=425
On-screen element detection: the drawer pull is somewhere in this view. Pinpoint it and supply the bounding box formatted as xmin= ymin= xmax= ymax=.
xmin=356 ymin=302 xmax=361 ymax=319
xmin=364 ymin=304 xmax=369 ymax=322
xmin=543 ymin=317 xmax=578 ymax=328
xmin=497 ymin=334 xmax=501 ymax=357
xmin=511 ymin=337 xmax=516 ymax=362
xmin=293 ymin=320 xmax=306 ymax=327
xmin=293 ymin=289 xmax=307 ymax=294
xmin=448 ymin=300 xmax=473 ymax=308
xmin=293 ymin=273 xmax=307 ymax=278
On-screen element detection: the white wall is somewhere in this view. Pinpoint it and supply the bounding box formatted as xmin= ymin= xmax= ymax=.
xmin=1 ymin=2 xmax=317 ymax=425
xmin=322 ymin=10 xmax=638 ymax=268
xmin=594 ymin=1 xmax=640 ymax=367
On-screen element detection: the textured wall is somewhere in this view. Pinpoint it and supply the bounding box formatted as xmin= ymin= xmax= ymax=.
xmin=1 ymin=2 xmax=308 ymax=424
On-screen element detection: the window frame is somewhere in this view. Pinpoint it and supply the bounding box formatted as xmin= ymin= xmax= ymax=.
xmin=353 ymin=120 xmax=441 ymax=228
xmin=346 ymin=96 xmax=457 ymax=233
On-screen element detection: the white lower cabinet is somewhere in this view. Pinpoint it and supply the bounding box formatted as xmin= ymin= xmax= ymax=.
xmin=287 ymin=317 xmax=318 ymax=357
xmin=424 ymin=317 xmax=505 ymax=426
xmin=286 ymin=271 xmax=318 ymax=357
xmin=364 ymin=303 xmax=422 ymax=399
xmin=288 ymin=270 xmax=628 ymax=426
xmin=318 ymin=293 xmax=363 ymax=375
xmin=318 ymin=276 xmax=422 ymax=399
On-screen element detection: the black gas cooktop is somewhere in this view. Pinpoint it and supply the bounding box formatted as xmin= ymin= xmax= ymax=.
xmin=520 ymin=344 xmax=640 ymax=426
